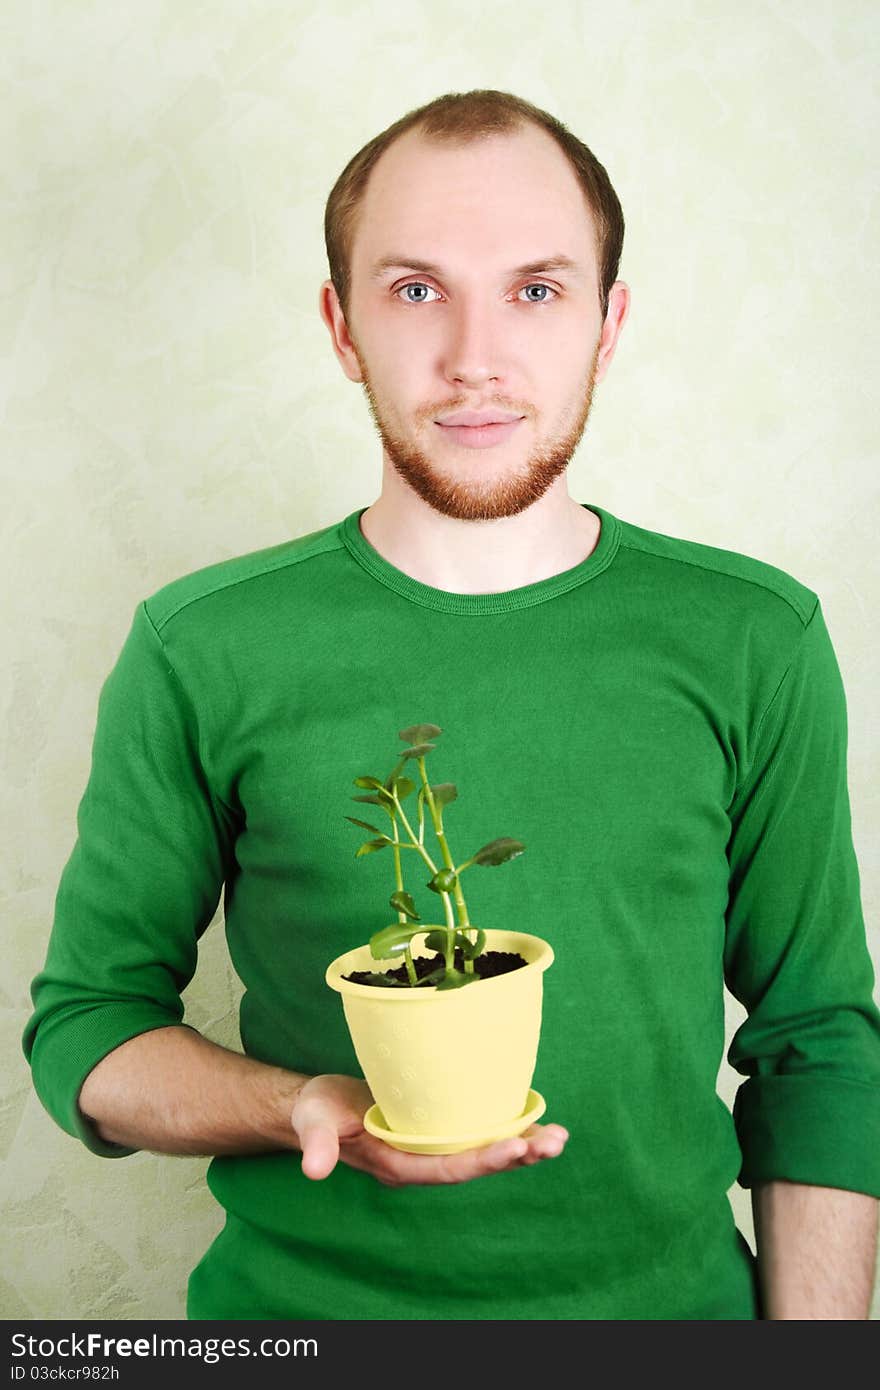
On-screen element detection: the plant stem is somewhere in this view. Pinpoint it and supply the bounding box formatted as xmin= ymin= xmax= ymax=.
xmin=386 ymin=789 xmax=439 ymax=984
xmin=388 ymin=792 xmax=438 ymax=875
xmin=392 ymin=778 xmax=458 ymax=973
xmin=416 ymin=756 xmax=477 ymax=975
xmin=390 ymin=814 xmax=418 ymax=987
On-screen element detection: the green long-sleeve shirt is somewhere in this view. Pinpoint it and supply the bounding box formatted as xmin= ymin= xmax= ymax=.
xmin=23 ymin=501 xmax=880 ymax=1320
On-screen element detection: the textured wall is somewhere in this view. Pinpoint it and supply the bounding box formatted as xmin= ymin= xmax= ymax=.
xmin=3 ymin=0 xmax=878 ymax=1319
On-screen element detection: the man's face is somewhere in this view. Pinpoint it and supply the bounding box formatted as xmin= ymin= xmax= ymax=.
xmin=322 ymin=123 xmax=625 ymax=522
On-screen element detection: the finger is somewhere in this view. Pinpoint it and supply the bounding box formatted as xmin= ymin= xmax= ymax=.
xmin=515 ymin=1137 xmax=566 ymax=1166
xmin=372 ymin=1134 xmax=546 ymax=1186
xmin=454 ymin=1134 xmax=569 ymax=1175
xmin=298 ymin=1123 xmax=341 ymax=1180
xmin=335 ymin=1123 xmax=570 ymax=1185
xmin=517 ymin=1123 xmax=570 ymax=1159
xmin=335 ymin=1131 xmax=521 ymax=1185
xmin=519 ymin=1122 xmax=570 ymax=1144
xmin=293 ymin=1097 xmax=345 ymax=1181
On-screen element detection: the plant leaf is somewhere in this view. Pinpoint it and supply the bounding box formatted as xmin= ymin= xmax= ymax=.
xmin=369 ymin=923 xmax=426 ymax=958
xmin=423 ymin=929 xmax=449 ymax=954
xmin=353 ymin=779 xmax=396 ymax=807
xmin=355 ymin=838 xmax=390 ymax=857
xmin=373 ymin=925 xmax=448 ymax=956
xmin=427 ymin=867 xmax=457 ymax=894
xmin=435 ymin=968 xmax=474 ymax=991
xmin=471 ymin=837 xmax=526 ymax=866
xmin=387 ymin=774 xmax=416 ymax=799
xmin=431 ymin=782 xmax=458 ymax=807
xmin=417 ymin=966 xmax=447 ymax=987
xmin=344 ymin=815 xmax=385 ymax=835
xmin=400 ymin=742 xmax=436 ymax=759
xmin=459 ymin=928 xmax=486 ymax=960
xmin=389 ymin=889 xmax=420 ymax=921
xmin=399 ymin=723 xmax=443 ymax=744
xmin=355 ymin=972 xmax=409 ymax=989
xmin=351 ymin=794 xmax=397 ymax=821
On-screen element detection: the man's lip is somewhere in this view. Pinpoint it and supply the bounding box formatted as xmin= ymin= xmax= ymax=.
xmin=436 ymin=415 xmax=525 ymax=427
xmin=433 ymin=418 xmax=524 ymax=448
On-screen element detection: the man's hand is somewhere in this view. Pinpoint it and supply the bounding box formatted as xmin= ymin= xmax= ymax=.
xmin=75 ymin=1028 xmax=565 ymax=1174
xmin=290 ymin=1073 xmax=569 ymax=1185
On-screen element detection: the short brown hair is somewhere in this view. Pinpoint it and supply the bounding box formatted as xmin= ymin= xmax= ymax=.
xmin=324 ymin=88 xmax=625 ymax=325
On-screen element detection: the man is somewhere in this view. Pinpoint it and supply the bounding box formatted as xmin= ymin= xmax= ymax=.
xmin=24 ymin=89 xmax=880 ymax=1321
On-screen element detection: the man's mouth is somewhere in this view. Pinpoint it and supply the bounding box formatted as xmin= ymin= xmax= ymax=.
xmin=435 ymin=419 xmax=525 ymax=450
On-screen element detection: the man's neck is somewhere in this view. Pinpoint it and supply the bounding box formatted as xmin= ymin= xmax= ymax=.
xmin=357 ymin=494 xmax=601 ymax=595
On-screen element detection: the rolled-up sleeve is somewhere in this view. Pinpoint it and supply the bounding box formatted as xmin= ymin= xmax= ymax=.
xmin=22 ymin=601 xmax=237 ymax=1157
xmin=723 ymin=596 xmax=880 ymax=1197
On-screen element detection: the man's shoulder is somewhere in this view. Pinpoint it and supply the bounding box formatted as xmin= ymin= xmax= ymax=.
xmin=615 ymin=511 xmax=818 ymax=628
xmin=143 ymin=518 xmax=346 ymax=635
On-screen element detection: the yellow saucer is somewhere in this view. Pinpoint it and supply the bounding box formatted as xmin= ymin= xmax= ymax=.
xmin=363 ymin=1088 xmax=547 ymax=1155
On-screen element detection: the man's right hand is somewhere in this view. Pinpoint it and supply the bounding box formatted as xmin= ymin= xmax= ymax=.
xmin=290 ymin=1073 xmax=569 ymax=1185
xmin=75 ymin=1028 xmax=568 ymax=1174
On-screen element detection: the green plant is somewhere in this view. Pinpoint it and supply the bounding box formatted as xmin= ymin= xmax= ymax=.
xmin=344 ymin=723 xmax=525 ymax=990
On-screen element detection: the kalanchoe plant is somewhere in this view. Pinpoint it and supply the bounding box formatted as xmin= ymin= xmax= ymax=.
xmin=344 ymin=723 xmax=525 ymax=991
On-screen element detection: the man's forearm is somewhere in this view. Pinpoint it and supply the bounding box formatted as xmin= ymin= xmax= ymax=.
xmin=751 ymin=1179 xmax=879 ymax=1319
xmin=77 ymin=1024 xmax=310 ymax=1156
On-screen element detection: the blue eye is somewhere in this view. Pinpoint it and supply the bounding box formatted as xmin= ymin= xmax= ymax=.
xmin=395 ymin=282 xmax=558 ymax=305
xmin=397 ymin=283 xmax=438 ymax=304
xmin=520 ymin=283 xmax=556 ymax=304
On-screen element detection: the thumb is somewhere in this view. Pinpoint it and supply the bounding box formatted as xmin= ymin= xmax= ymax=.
xmin=292 ymin=1095 xmax=342 ymax=1181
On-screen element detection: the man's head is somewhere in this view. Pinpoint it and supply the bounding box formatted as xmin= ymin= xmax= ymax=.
xmin=319 ymin=90 xmax=630 ymax=522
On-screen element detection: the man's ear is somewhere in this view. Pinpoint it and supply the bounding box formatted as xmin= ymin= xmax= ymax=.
xmin=318 ymin=279 xmax=363 ymax=384
xmin=594 ymin=281 xmax=630 ymax=384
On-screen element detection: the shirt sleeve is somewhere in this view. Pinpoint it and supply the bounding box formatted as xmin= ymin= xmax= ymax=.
xmin=22 ymin=600 xmax=238 ymax=1158
xmin=723 ymin=596 xmax=880 ymax=1197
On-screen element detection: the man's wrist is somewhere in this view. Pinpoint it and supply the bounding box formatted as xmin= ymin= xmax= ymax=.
xmin=255 ymin=1064 xmax=311 ymax=1151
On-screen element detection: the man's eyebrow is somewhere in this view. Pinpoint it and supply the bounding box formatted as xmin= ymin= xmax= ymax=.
xmin=369 ymin=254 xmax=585 ymax=282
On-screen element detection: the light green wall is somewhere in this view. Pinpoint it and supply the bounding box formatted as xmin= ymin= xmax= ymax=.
xmin=4 ymin=0 xmax=878 ymax=1319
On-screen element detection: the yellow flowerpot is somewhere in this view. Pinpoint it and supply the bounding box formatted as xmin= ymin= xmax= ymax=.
xmin=325 ymin=929 xmax=554 ymax=1154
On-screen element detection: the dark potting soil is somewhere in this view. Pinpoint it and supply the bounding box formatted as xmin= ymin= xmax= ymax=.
xmin=343 ymin=948 xmax=528 ymax=988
